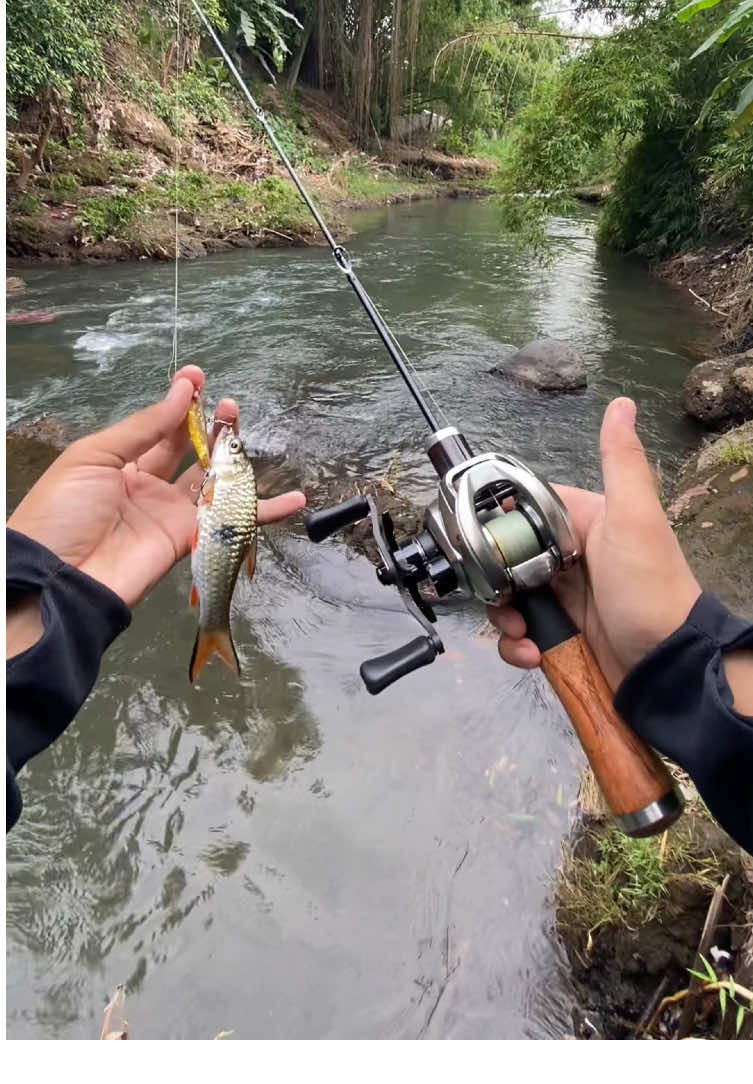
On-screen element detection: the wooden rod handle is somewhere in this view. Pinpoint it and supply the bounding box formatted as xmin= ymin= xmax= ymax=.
xmin=541 ymin=633 xmax=682 ymax=834
xmin=516 ymin=586 xmax=682 ymax=836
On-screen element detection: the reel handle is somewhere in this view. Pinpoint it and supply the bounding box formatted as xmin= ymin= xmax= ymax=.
xmin=304 ymin=496 xmax=371 ymax=542
xmin=516 ymin=587 xmax=683 ymax=837
xmin=360 ymin=636 xmax=439 ymax=695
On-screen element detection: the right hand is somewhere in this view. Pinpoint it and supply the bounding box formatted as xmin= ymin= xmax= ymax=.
xmin=488 ymin=397 xmax=703 ymax=692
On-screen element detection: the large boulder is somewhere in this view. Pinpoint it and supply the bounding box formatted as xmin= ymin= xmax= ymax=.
xmin=490 ymin=338 xmax=587 ymax=392
xmin=683 ymin=349 xmax=753 ymax=427
xmin=111 ymin=101 xmax=176 ymax=157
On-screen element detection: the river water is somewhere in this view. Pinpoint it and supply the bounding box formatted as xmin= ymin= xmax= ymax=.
xmin=6 ymin=199 xmax=711 ymax=1039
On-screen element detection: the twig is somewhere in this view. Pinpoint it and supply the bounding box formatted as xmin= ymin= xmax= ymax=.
xmin=633 ymin=976 xmax=670 ymax=1039
xmin=677 ymin=874 xmax=729 ymax=1039
xmin=687 ymin=286 xmax=730 ymax=317
xmin=262 ymin=227 xmax=309 ymax=245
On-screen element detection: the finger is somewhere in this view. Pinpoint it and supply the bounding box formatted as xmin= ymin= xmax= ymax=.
xmin=550 ymin=484 xmax=604 ymax=549
xmin=258 ymin=490 xmax=307 ymax=524
xmin=487 ymin=604 xmax=527 ymax=640
xmin=73 ymin=375 xmax=198 ymax=468
xmin=497 ymin=635 xmax=541 ymax=669
xmin=137 ymin=367 xmax=208 ymax=480
xmin=212 ymin=399 xmax=239 ymax=441
xmin=599 ymin=398 xmax=663 ymax=526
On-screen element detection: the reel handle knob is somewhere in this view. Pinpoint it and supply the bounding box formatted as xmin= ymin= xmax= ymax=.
xmin=360 ymin=636 xmax=439 ymax=695
xmin=304 ymin=496 xmax=370 ymax=543
xmin=517 ymin=587 xmax=683 ymax=837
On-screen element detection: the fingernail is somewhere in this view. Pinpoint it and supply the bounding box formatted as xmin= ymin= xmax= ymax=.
xmin=611 ymin=397 xmax=636 ymax=427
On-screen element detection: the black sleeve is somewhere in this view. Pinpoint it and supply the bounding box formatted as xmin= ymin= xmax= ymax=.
xmin=6 ymin=528 xmax=131 ymax=832
xmin=614 ymin=593 xmax=753 ymax=854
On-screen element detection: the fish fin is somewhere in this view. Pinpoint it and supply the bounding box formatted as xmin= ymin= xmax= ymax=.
xmin=189 ymin=582 xmax=199 ymax=608
xmin=201 ymin=477 xmax=215 ymax=507
xmin=244 ymin=535 xmax=257 ymax=579
xmin=189 ymin=627 xmax=240 ymax=683
xmin=191 ymin=524 xmax=200 ymax=553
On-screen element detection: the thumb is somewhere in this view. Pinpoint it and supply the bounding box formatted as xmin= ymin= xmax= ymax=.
xmin=78 ymin=377 xmax=196 ymax=466
xmin=600 ymin=397 xmax=663 ymax=525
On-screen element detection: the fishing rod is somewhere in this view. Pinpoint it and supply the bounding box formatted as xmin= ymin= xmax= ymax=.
xmin=188 ymin=0 xmax=683 ymax=838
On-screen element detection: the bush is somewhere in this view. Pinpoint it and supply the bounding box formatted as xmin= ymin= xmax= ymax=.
xmin=177 ymin=70 xmax=232 ymax=125
xmin=17 ymin=191 xmax=44 ymax=215
xmin=48 ymin=172 xmax=79 ymax=203
xmin=79 ymin=193 xmax=146 ymax=239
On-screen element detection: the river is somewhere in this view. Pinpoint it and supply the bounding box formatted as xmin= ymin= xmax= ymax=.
xmin=6 ymin=198 xmax=711 ymax=1039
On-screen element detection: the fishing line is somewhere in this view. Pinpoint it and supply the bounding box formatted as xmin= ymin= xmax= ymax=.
xmin=187 ymin=0 xmax=449 ymax=434
xmin=169 ymin=0 xmax=182 ymax=380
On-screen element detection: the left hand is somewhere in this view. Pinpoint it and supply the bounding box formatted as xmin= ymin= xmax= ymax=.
xmin=7 ymin=366 xmax=307 ymax=608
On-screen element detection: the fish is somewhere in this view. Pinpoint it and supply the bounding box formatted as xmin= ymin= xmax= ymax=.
xmin=189 ymin=425 xmax=257 ymax=683
xmin=187 ymin=389 xmax=211 ymax=470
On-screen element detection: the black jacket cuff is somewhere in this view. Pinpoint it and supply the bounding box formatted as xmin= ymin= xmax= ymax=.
xmin=614 ymin=592 xmax=753 ymax=853
xmin=6 ymin=528 xmax=131 ymax=830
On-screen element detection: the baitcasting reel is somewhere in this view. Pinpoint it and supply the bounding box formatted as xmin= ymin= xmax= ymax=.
xmin=305 ymin=426 xmax=684 ymax=839
xmin=305 ymin=426 xmax=578 ymax=694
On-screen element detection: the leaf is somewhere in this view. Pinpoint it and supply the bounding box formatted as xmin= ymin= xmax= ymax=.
xmin=238 ymin=9 xmax=256 ymax=49
xmin=688 ymin=968 xmax=712 ymax=982
xmin=720 ymin=986 xmax=727 ymax=1018
xmin=677 ymin=0 xmax=725 ymax=20
xmin=690 ymin=0 xmax=753 ymax=58
xmin=699 ymin=953 xmax=717 ymax=982
xmin=730 ymin=77 xmax=753 ymax=134
xmin=736 ymin=1004 xmax=745 ymax=1035
xmin=730 ymin=976 xmax=736 ymax=999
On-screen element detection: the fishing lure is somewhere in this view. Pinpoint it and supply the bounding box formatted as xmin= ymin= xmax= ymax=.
xmin=187 ymin=389 xmax=211 ymax=470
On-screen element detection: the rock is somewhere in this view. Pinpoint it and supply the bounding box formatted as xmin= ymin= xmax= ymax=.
xmin=490 ymin=338 xmax=587 ymax=392
xmin=111 ymin=101 xmax=176 ymax=157
xmin=682 ymin=349 xmax=753 ymax=427
xmin=7 ymin=416 xmax=74 ymax=513
xmin=6 ymin=276 xmax=26 ymax=295
xmin=573 ymin=183 xmax=612 ymax=204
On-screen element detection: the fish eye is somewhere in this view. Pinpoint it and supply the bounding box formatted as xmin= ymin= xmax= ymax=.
xmin=229 ymin=438 xmax=242 ymax=453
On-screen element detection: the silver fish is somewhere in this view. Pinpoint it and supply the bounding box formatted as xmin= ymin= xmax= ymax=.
xmin=189 ymin=426 xmax=257 ymax=683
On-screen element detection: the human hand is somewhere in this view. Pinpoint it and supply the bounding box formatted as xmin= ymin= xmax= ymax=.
xmin=7 ymin=366 xmax=307 ymax=608
xmin=488 ymin=397 xmax=702 ymax=692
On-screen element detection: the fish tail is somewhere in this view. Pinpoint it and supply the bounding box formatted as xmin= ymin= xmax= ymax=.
xmin=189 ymin=626 xmax=240 ymax=683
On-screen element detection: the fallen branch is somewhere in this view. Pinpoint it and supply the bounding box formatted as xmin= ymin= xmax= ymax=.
xmin=688 ymin=286 xmax=730 ymax=317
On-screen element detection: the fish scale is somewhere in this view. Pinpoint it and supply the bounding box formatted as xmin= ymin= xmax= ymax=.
xmin=189 ymin=427 xmax=257 ymax=682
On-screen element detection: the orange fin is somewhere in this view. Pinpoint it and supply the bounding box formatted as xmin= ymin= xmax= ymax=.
xmin=244 ymin=536 xmax=257 ymax=579
xmin=200 ymin=477 xmax=215 ymax=507
xmin=191 ymin=525 xmax=200 ymax=553
xmin=189 ymin=627 xmax=240 ymax=684
xmin=189 ymin=582 xmax=199 ymax=609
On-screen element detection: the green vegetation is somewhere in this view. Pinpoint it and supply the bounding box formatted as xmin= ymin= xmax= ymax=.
xmin=557 ymin=817 xmax=725 ymax=937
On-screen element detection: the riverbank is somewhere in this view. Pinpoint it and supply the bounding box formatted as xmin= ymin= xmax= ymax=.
xmin=6 ymin=89 xmax=495 ymax=264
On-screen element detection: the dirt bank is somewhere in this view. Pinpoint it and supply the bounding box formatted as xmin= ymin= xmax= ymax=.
xmin=6 ymin=90 xmax=494 ymax=265
xmin=657 ymin=239 xmax=753 ymax=356
xmin=668 ymin=420 xmax=753 ymax=620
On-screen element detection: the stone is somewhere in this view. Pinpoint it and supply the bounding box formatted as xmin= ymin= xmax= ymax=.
xmin=682 ymin=349 xmax=753 ymax=427
xmin=6 ymin=276 xmax=26 ymax=295
xmin=111 ymin=101 xmax=176 ymax=157
xmin=490 ymin=338 xmax=587 ymax=392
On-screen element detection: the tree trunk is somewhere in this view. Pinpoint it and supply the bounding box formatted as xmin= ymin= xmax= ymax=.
xmin=353 ymin=0 xmax=374 ymax=147
xmin=388 ymin=0 xmax=403 ymax=140
xmin=15 ymin=93 xmax=55 ymax=193
xmin=287 ymin=14 xmax=315 ymax=92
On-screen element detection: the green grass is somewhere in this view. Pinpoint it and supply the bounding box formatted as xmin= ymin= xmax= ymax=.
xmin=556 ymin=815 xmax=725 ymax=939
xmin=716 ymin=441 xmax=752 ymax=467
xmin=333 ymin=159 xmax=426 ymax=202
